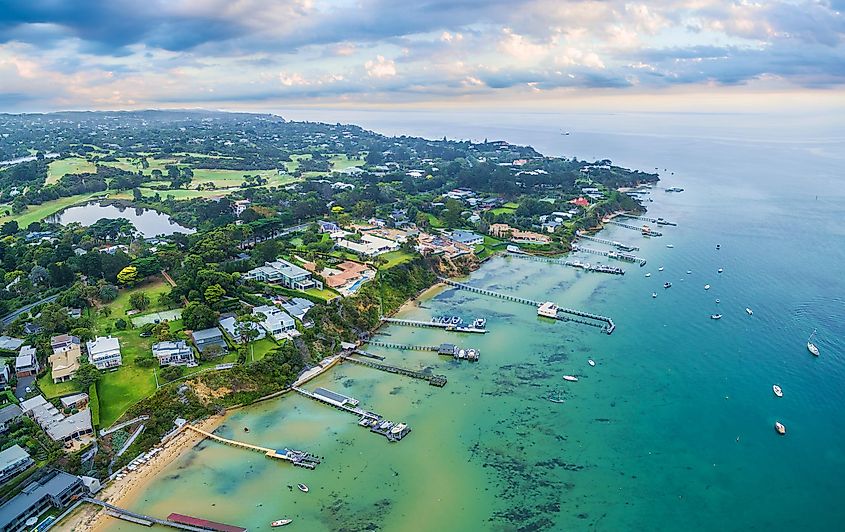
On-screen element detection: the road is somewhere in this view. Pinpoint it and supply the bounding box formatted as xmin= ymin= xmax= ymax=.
xmin=1 ymin=294 xmax=60 ymax=326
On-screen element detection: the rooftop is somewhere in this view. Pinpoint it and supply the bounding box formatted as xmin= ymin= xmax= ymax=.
xmin=0 ymin=444 xmax=30 ymax=471
xmin=192 ymin=327 xmax=224 ymax=341
xmin=0 ymin=470 xmax=82 ymax=529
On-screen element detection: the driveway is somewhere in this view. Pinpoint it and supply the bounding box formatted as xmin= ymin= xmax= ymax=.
xmin=15 ymin=375 xmax=35 ymax=400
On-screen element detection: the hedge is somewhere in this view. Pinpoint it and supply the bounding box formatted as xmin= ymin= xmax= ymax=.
xmin=89 ymin=383 xmax=100 ymax=429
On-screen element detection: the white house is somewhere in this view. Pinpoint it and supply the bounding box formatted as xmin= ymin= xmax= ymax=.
xmin=232 ymin=199 xmax=251 ymax=216
xmin=335 ymin=233 xmax=400 ymax=257
xmin=15 ymin=346 xmax=39 ymax=378
xmin=86 ymin=336 xmax=122 ymax=369
xmin=151 ymin=341 xmax=196 ymax=367
xmin=252 ymin=305 xmax=296 ymax=340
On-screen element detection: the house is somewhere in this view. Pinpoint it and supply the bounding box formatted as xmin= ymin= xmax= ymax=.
xmin=86 ymin=336 xmax=122 ymax=370
xmin=15 ymin=346 xmax=39 ymax=377
xmin=280 ymin=298 xmax=315 ymax=321
xmin=0 ymin=404 xmax=22 ymax=433
xmin=219 ymin=316 xmax=266 ymax=343
xmin=0 ymin=445 xmax=34 ymax=485
xmin=448 ymin=230 xmax=484 ymax=246
xmin=152 ymin=341 xmax=195 ymax=367
xmin=20 ymin=395 xmax=94 ymax=443
xmin=307 ymin=260 xmax=373 ymax=290
xmin=49 ymin=342 xmax=81 ymax=383
xmin=0 ymin=365 xmax=10 ymax=390
xmin=191 ymin=327 xmax=228 ymax=355
xmin=23 ymin=322 xmax=42 ymax=335
xmin=231 ymin=199 xmax=251 ymax=216
xmin=50 ymin=335 xmax=80 ymax=352
xmin=569 ymin=197 xmax=590 ymax=207
xmin=60 ymin=393 xmax=89 ymax=410
xmin=317 ymin=220 xmax=341 ymax=234
xmin=488 ymin=223 xmax=551 ymax=244
xmin=0 ymin=469 xmax=86 ymax=531
xmin=252 ymin=305 xmax=296 ymax=340
xmin=0 ymin=336 xmax=24 ymax=353
xmin=335 ymin=233 xmax=399 ymax=257
xmin=66 ymin=308 xmax=82 ymax=320
xmin=541 ymin=220 xmax=562 ymax=233
xmin=243 ymin=259 xmax=322 ymax=290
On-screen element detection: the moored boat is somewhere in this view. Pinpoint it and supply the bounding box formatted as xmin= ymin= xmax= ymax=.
xmin=746 ymin=308 xmax=753 ymax=315
xmin=588 ymin=359 xmax=595 ymax=367
xmin=645 ymin=273 xmax=651 ymax=277
xmin=704 ymin=284 xmax=710 ymax=290
xmin=663 ymin=282 xmax=672 ymax=289
xmin=272 ymin=519 xmax=293 ymax=527
xmin=774 ymin=421 xmax=786 ymax=435
xmin=652 ymin=292 xmax=657 ymax=298
xmin=562 ymin=375 xmax=579 ymax=382
xmin=773 ymin=385 xmax=783 ymax=398
xmin=710 ymin=314 xmax=722 ymax=320
xmin=297 ymin=483 xmax=309 ymax=493
xmin=718 ymin=268 xmax=724 ymax=273
xmin=807 ymin=329 xmax=820 ymax=356
xmin=658 ymin=266 xmax=664 ymax=271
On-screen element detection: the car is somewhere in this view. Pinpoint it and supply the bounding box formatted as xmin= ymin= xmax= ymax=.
xmin=139 ymin=331 xmax=152 ymax=338
xmin=154 ymin=319 xmax=161 ymax=324
xmin=25 ymin=386 xmax=32 ymax=393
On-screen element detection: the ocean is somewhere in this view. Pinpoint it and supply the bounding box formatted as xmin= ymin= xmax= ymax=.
xmin=103 ymin=110 xmax=845 ymax=531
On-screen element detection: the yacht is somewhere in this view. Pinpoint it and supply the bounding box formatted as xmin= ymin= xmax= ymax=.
xmin=272 ymin=520 xmax=293 ymax=527
xmin=710 ymin=314 xmax=722 ymax=320
xmin=773 ymin=385 xmax=783 ymax=398
xmin=746 ymin=308 xmax=753 ymax=315
xmin=547 ymin=391 xmax=566 ymax=403
xmin=588 ymin=359 xmax=596 ymax=367
xmin=666 ymin=244 xmax=674 ymax=248
xmin=297 ymin=483 xmax=309 ymax=493
xmin=658 ymin=266 xmax=664 ymax=271
xmin=774 ymin=421 xmax=786 ymax=435
xmin=652 ymin=292 xmax=657 ymax=298
xmin=562 ymin=375 xmax=579 ymax=382
xmin=704 ymin=284 xmax=711 ymax=290
xmin=687 ymin=270 xmax=692 ymax=274
xmin=390 ymin=423 xmax=408 ymax=435
xmin=716 ymin=244 xmax=721 ymax=250
xmin=663 ymin=282 xmax=672 ymax=289
xmin=715 ymin=299 xmax=720 ymax=304
xmin=807 ymin=330 xmax=820 ymax=356
xmin=718 ymin=268 xmax=724 ymax=274
xmin=645 ymin=273 xmax=651 ymax=277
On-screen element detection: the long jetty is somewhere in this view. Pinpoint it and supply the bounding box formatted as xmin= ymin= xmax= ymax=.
xmin=439 ymin=277 xmax=616 ymax=334
xmin=575 ymin=232 xmax=639 ymax=251
xmin=185 ymin=424 xmax=321 ymax=469
xmin=619 ymin=213 xmax=677 ymax=226
xmin=364 ymin=340 xmax=480 ymax=361
xmin=504 ymin=252 xmax=625 ymax=274
xmin=606 ymin=220 xmax=663 ymax=236
xmin=292 ymin=387 xmax=411 ymax=442
xmin=571 ymin=244 xmax=647 ymax=266
xmin=342 ymin=355 xmax=447 ymax=387
xmin=380 ymin=317 xmax=487 ymax=334
xmin=83 ymin=498 xmax=210 ymax=531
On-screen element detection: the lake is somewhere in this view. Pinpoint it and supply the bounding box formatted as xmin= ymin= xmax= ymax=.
xmin=48 ymin=202 xmax=194 ymax=238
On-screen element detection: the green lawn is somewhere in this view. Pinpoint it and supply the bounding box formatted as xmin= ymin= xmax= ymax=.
xmin=0 ymin=192 xmax=101 ymax=227
xmin=94 ymin=277 xmax=171 ymax=330
xmin=426 ymin=214 xmax=444 ymax=228
xmin=379 ymin=250 xmax=415 ymax=269
xmin=46 ymin=157 xmax=96 ymax=185
xmin=249 ymin=337 xmax=278 ymax=362
xmin=329 ymin=154 xmax=364 ymax=171
xmin=304 ymin=287 xmax=341 ymax=301
xmin=97 ymin=362 xmax=157 ymax=428
xmin=36 ymin=375 xmax=78 ymax=399
xmin=190 ymin=168 xmax=285 ymax=188
xmin=475 ymin=235 xmax=506 ymax=260
xmin=490 ymin=206 xmax=517 ymax=215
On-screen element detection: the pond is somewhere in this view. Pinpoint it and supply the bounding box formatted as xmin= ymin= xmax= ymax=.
xmin=47 ymin=202 xmax=195 ymax=238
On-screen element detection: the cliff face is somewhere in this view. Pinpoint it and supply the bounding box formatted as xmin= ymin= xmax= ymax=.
xmin=434 ymin=254 xmax=480 ymax=277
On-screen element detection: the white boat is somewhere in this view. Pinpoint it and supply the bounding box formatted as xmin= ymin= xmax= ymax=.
xmin=718 ymin=268 xmax=724 ymax=273
xmin=807 ymin=329 xmax=820 ymax=356
xmin=746 ymin=308 xmax=753 ymax=315
xmin=297 ymin=483 xmax=309 ymax=493
xmin=704 ymin=284 xmax=711 ymax=290
xmin=658 ymin=266 xmax=664 ymax=271
xmin=710 ymin=314 xmax=722 ymax=320
xmin=588 ymin=359 xmax=596 ymax=367
xmin=715 ymin=299 xmax=720 ymax=304
xmin=390 ymin=423 xmax=408 ymax=435
xmin=272 ymin=519 xmax=293 ymax=527
xmin=652 ymin=292 xmax=657 ymax=298
xmin=773 ymin=385 xmax=783 ymax=398
xmin=775 ymin=421 xmax=786 ymax=435
xmin=686 ymin=270 xmax=692 ymax=274
xmin=666 ymin=244 xmax=674 ymax=248
xmin=645 ymin=273 xmax=651 ymax=277
xmin=663 ymin=282 xmax=672 ymax=289
xmin=562 ymin=375 xmax=579 ymax=382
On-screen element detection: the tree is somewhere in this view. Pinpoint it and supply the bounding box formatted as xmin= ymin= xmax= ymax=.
xmin=1 ymin=221 xmax=18 ymax=235
xmin=159 ymin=365 xmax=184 ymax=382
xmin=201 ymin=344 xmax=224 ymax=360
xmin=98 ymin=284 xmax=118 ymax=302
xmin=117 ymin=265 xmax=139 ymax=286
xmin=114 ymin=318 xmax=127 ymax=330
xmin=203 ymin=284 xmax=226 ymax=306
xmin=131 ymin=256 xmax=162 ymax=278
xmin=29 ymin=265 xmax=49 ymax=285
xmin=182 ymin=302 xmax=218 ymax=330
xmin=74 ymin=361 xmax=101 ymax=391
xmin=129 ymin=292 xmax=150 ymax=311
xmin=153 ymin=321 xmax=172 ymax=341
xmin=234 ymin=313 xmax=262 ymax=361
xmin=132 ymin=188 xmax=143 ymax=202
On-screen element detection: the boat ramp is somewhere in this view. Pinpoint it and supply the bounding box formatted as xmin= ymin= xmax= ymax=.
xmin=341 ymin=354 xmax=447 ymax=386
xmin=438 ymin=277 xmax=616 ymax=334
xmin=380 ymin=316 xmax=487 ymax=334
xmin=184 ymin=424 xmax=321 ymax=469
xmin=292 ymin=386 xmax=412 ymax=442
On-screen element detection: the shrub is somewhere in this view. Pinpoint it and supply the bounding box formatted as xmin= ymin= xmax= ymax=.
xmin=89 ymin=383 xmax=100 ymax=429
xmin=159 ymin=365 xmax=184 ymax=382
xmin=114 ymin=318 xmax=127 ymax=330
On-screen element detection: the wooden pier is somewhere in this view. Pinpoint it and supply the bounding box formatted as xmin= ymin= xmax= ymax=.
xmin=353 ymin=349 xmax=386 ymax=360
xmin=342 ymin=355 xmax=447 ymax=387
xmin=185 ymin=424 xmax=321 ymax=469
xmin=365 ymin=340 xmax=480 ymax=362
xmin=606 ymin=220 xmax=664 ymax=236
xmin=380 ymin=317 xmax=487 ymax=334
xmin=85 ymin=498 xmax=210 ymax=532
xmin=439 ymin=277 xmax=616 ymax=334
xmin=575 ymin=231 xmax=639 ymax=251
xmin=571 ymin=244 xmax=647 ymax=266
xmin=505 ymin=252 xmax=627 ymax=273
xmin=619 ymin=213 xmax=677 ymax=226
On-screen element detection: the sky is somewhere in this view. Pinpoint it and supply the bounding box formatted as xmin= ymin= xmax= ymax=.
xmin=0 ymin=0 xmax=844 ymax=113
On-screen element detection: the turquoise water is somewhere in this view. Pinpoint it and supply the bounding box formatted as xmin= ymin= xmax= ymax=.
xmin=103 ymin=112 xmax=845 ymax=531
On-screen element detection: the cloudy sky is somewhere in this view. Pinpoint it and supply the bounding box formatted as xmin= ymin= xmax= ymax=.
xmin=1 ymin=0 xmax=844 ymax=111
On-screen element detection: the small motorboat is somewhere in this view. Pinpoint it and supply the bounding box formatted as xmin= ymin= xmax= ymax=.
xmin=652 ymin=292 xmax=657 ymax=298
xmin=717 ymin=268 xmax=724 ymax=273
xmin=807 ymin=329 xmax=820 ymax=356
xmin=645 ymin=273 xmax=651 ymax=277
xmin=704 ymin=284 xmax=711 ymax=290
xmin=666 ymin=244 xmax=674 ymax=248
xmin=272 ymin=519 xmax=293 ymax=527
xmin=547 ymin=391 xmax=566 ymax=403
xmin=710 ymin=314 xmax=722 ymax=320
xmin=686 ymin=270 xmax=692 ymax=274
xmin=746 ymin=308 xmax=753 ymax=315
xmin=588 ymin=359 xmax=596 ymax=367
xmin=663 ymin=282 xmax=672 ymax=289
xmin=715 ymin=299 xmax=720 ymax=304
xmin=773 ymin=385 xmax=783 ymax=398
xmin=716 ymin=244 xmax=721 ymax=249
xmin=243 ymin=427 xmax=250 ymax=432
xmin=658 ymin=266 xmax=664 ymax=271
xmin=297 ymin=483 xmax=309 ymax=493
xmin=562 ymin=375 xmax=579 ymax=382
xmin=774 ymin=421 xmax=786 ymax=435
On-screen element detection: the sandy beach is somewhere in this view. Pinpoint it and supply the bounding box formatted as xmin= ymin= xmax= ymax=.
xmin=395 ymin=282 xmax=446 ymax=316
xmin=65 ymin=415 xmax=224 ymax=532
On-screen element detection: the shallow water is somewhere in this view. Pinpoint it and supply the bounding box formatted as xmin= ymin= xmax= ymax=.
xmin=104 ymin=111 xmax=845 ymax=531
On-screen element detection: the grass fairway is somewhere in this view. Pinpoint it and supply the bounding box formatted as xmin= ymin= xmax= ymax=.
xmin=329 ymin=154 xmax=364 ymax=171
xmin=190 ymin=168 xmax=290 ymax=188
xmin=46 ymin=157 xmax=96 ymax=185
xmin=0 ymin=193 xmax=101 ymax=227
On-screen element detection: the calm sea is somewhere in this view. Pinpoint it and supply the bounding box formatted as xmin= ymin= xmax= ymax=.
xmin=104 ymin=110 xmax=845 ymax=531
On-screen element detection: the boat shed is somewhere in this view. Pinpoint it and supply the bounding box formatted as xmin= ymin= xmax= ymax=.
xmin=313 ymin=387 xmax=360 ymax=407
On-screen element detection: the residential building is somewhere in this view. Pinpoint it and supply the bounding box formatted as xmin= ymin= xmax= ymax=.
xmin=280 ymin=298 xmax=315 ymax=321
xmin=50 ymin=335 xmax=80 ymax=352
xmin=0 ymin=336 xmax=24 ymax=353
xmin=0 ymin=470 xmax=86 ymax=532
xmin=231 ymin=199 xmax=251 ymax=216
xmin=541 ymin=220 xmax=562 ymax=233
xmin=488 ymin=223 xmax=551 ymax=244
xmin=152 ymin=341 xmax=196 ymax=366
xmin=252 ymin=305 xmax=295 ymax=340
xmin=219 ymin=316 xmax=265 ymax=343
xmin=20 ymin=395 xmax=93 ymax=443
xmin=317 ymin=220 xmax=341 ymax=234
xmin=448 ymin=230 xmax=484 ymax=246
xmin=49 ymin=342 xmax=81 ymax=383
xmin=334 ymin=233 xmax=399 ymax=257
xmin=307 ymin=260 xmax=373 ymax=290
xmin=0 ymin=365 xmax=10 ymax=390
xmin=59 ymin=393 xmax=89 ymax=410
xmin=191 ymin=327 xmax=228 ymax=355
xmin=243 ymin=259 xmax=322 ymax=290
xmin=0 ymin=404 xmax=22 ymax=433
xmin=86 ymin=336 xmax=122 ymax=370
xmin=22 ymin=323 xmax=42 ymax=335
xmin=15 ymin=346 xmax=39 ymax=378
xmin=0 ymin=445 xmax=34 ymax=485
